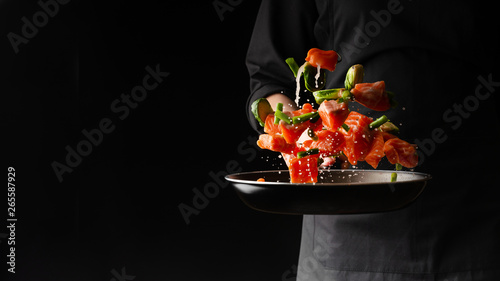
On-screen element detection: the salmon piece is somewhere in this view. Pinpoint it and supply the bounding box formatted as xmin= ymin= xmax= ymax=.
xmin=264 ymin=114 xmax=281 ymax=135
xmin=299 ymin=103 xmax=323 ymax=132
xmin=381 ymin=131 xmax=398 ymax=142
xmin=320 ymin=156 xmax=336 ymax=167
xmin=365 ymin=130 xmax=385 ymax=169
xmin=280 ymin=121 xmax=309 ymax=144
xmin=303 ymin=130 xmax=345 ymax=157
xmin=281 ymin=152 xmax=296 ymax=168
xmin=318 ymin=100 xmax=350 ymax=131
xmin=289 ymin=155 xmax=319 ymax=183
xmin=279 ymin=105 xmax=318 ymax=144
xmin=342 ymin=111 xmax=374 ymax=165
xmin=305 ymin=48 xmax=339 ymax=72
xmin=294 ymin=103 xmax=314 ymax=115
xmin=383 ymin=138 xmax=418 ymax=168
xmin=280 ymin=145 xmax=307 ymax=167
xmin=351 ymin=81 xmax=391 ymax=111
xmin=257 ymin=134 xmax=296 ymax=154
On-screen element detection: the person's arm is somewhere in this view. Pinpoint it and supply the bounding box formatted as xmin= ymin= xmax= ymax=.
xmin=245 ymin=0 xmax=318 ymax=132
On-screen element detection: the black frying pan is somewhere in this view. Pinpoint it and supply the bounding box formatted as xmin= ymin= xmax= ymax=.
xmin=226 ymin=169 xmax=431 ymax=215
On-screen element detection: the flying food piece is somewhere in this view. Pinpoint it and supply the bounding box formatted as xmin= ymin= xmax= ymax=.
xmin=252 ymin=48 xmax=418 ymax=183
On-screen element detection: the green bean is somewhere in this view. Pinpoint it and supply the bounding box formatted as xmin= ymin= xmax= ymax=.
xmin=292 ymin=112 xmax=320 ymax=124
xmin=274 ymin=103 xmax=284 ymax=124
xmin=285 ymin=58 xmax=300 ymax=77
xmin=390 ymin=172 xmax=398 ymax=182
xmin=369 ymin=115 xmax=389 ymax=129
xmin=395 ymin=163 xmax=402 ymax=171
xmin=297 ymin=148 xmax=319 ymax=159
xmin=274 ymin=106 xmax=292 ymax=125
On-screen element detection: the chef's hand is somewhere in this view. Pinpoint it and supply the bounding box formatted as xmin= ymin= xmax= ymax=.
xmin=266 ymin=93 xmax=298 ymax=112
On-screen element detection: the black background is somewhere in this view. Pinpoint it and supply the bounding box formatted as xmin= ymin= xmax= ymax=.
xmin=4 ymin=1 xmax=500 ymax=281
xmin=2 ymin=0 xmax=303 ymax=280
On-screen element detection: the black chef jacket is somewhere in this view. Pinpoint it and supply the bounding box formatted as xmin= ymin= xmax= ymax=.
xmin=246 ymin=0 xmax=500 ymax=280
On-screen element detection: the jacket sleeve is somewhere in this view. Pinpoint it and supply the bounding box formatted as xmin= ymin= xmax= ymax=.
xmin=245 ymin=0 xmax=318 ymax=132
